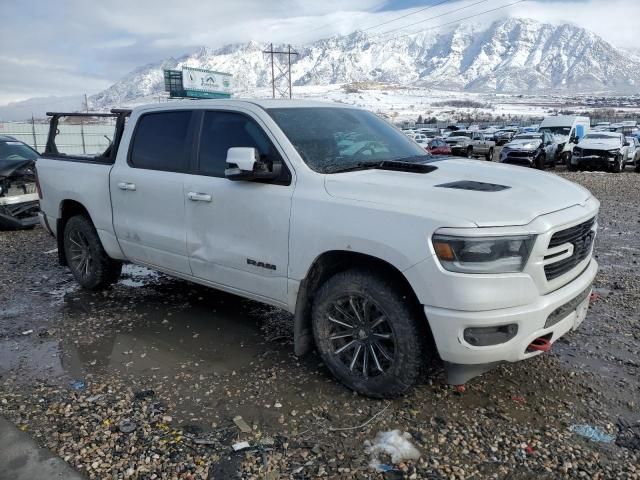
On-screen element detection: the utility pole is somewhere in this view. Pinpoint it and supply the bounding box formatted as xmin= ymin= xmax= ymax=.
xmin=84 ymin=93 xmax=89 ymax=113
xmin=262 ymin=43 xmax=299 ymax=99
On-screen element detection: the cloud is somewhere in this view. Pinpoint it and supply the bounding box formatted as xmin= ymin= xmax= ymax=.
xmin=0 ymin=0 xmax=636 ymax=104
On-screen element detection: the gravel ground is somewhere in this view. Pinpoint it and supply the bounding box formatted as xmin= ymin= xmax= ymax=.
xmin=0 ymin=167 xmax=639 ymax=479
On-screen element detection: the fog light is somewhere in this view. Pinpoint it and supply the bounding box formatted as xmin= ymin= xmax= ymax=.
xmin=463 ymin=324 xmax=518 ymax=346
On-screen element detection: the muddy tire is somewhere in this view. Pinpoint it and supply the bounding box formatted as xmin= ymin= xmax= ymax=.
xmin=63 ymin=215 xmax=122 ymax=290
xmin=635 ymin=162 xmax=640 ymax=173
xmin=485 ymin=148 xmax=494 ymax=161
xmin=535 ymin=152 xmax=545 ymax=170
xmin=312 ymin=269 xmax=425 ymax=398
xmin=466 ymin=146 xmax=473 ymax=158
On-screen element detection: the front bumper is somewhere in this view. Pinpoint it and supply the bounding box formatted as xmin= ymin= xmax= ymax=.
xmin=449 ymin=145 xmax=469 ymax=154
xmin=500 ymin=152 xmax=535 ymax=166
xmin=574 ymin=154 xmax=615 ymax=168
xmin=424 ymin=258 xmax=597 ymax=366
xmin=0 ymin=193 xmax=40 ymax=229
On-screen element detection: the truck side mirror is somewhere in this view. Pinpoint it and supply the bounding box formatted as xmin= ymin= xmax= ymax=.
xmin=225 ymin=147 xmax=281 ymax=182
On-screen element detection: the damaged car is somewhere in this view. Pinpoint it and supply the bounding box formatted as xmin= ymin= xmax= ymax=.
xmin=570 ymin=132 xmax=629 ymax=173
xmin=0 ymin=136 xmax=40 ymax=229
xmin=500 ymin=132 xmax=558 ymax=169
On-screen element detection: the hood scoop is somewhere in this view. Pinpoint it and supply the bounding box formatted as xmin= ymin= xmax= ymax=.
xmin=436 ymin=180 xmax=510 ymax=192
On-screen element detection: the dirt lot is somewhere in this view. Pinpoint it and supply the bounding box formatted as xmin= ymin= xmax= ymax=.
xmin=0 ymin=167 xmax=639 ymax=479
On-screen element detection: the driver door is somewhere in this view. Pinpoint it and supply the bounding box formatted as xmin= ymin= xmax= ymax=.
xmin=183 ymin=109 xmax=294 ymax=305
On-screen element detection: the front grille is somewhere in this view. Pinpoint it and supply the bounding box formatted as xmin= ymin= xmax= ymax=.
xmin=506 ymin=151 xmax=533 ymax=158
xmin=544 ymin=217 xmax=596 ymax=280
xmin=582 ymin=149 xmax=612 ymax=157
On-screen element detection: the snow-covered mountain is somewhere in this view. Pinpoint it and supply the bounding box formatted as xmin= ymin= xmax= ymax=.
xmin=90 ymin=17 xmax=640 ymax=109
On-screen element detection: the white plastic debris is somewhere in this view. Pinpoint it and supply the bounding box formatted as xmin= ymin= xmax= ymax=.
xmin=365 ymin=430 xmax=421 ymax=467
xmin=21 ymin=329 xmax=33 ymax=335
xmin=232 ymin=441 xmax=251 ymax=451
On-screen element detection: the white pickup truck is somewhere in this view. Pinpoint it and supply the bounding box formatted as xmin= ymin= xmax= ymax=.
xmin=36 ymin=101 xmax=599 ymax=398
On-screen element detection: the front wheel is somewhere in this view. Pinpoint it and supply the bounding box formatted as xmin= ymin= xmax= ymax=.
xmin=485 ymin=148 xmax=494 ymax=161
xmin=535 ymin=153 xmax=546 ymax=170
xmin=312 ymin=269 xmax=426 ymax=398
xmin=63 ymin=215 xmax=122 ymax=290
xmin=466 ymin=146 xmax=473 ymax=158
xmin=610 ymin=155 xmax=624 ymax=173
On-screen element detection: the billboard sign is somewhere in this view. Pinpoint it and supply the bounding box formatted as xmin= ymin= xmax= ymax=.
xmin=182 ymin=67 xmax=233 ymax=95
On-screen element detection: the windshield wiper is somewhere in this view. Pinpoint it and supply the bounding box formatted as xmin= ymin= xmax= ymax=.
xmin=325 ymin=156 xmax=434 ymax=174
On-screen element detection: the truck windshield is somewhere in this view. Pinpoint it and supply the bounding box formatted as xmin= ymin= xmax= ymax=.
xmin=539 ymin=126 xmax=571 ymax=135
xmin=267 ymin=108 xmax=429 ymax=173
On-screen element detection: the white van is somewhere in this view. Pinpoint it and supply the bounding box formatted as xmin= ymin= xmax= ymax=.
xmin=538 ymin=116 xmax=590 ymax=165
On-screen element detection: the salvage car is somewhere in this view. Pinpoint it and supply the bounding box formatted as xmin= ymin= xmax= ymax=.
xmin=500 ymin=132 xmax=558 ymax=169
xmin=445 ymin=130 xmax=495 ymax=160
xmin=0 ymin=135 xmax=40 ymax=229
xmin=625 ymin=136 xmax=640 ymax=166
xmin=493 ymin=128 xmax=517 ymax=146
xmin=426 ymin=138 xmax=451 ymax=155
xmin=36 ymin=102 xmax=599 ymax=398
xmin=570 ymin=132 xmax=629 ymax=172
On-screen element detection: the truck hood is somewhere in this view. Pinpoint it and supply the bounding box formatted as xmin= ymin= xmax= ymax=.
xmin=505 ymin=138 xmax=541 ymax=150
xmin=324 ymin=158 xmax=592 ymax=227
xmin=577 ymin=139 xmax=620 ymax=150
xmin=446 ymin=137 xmax=470 ymax=143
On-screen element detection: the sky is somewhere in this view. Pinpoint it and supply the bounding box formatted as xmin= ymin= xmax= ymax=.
xmin=0 ymin=0 xmax=637 ymax=105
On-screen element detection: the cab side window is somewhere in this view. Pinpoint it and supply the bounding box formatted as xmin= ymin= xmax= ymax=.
xmin=129 ymin=111 xmax=193 ymax=172
xmin=198 ymin=111 xmax=288 ymax=182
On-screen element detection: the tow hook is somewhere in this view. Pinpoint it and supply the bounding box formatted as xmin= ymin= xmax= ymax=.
xmin=527 ymin=337 xmax=552 ymax=353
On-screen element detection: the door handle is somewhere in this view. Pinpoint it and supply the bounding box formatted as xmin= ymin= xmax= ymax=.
xmin=117 ymin=182 xmax=136 ymax=191
xmin=187 ymin=192 xmax=212 ymax=202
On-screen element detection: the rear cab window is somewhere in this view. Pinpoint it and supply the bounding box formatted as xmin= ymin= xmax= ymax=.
xmin=129 ymin=111 xmax=193 ymax=172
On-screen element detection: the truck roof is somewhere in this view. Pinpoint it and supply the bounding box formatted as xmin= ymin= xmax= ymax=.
xmin=540 ymin=115 xmax=590 ymax=127
xmin=131 ymin=99 xmax=354 ymax=115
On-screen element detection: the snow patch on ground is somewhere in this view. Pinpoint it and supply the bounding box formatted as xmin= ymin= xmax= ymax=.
xmin=119 ymin=264 xmax=161 ymax=288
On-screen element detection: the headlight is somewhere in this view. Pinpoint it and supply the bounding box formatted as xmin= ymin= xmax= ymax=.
xmin=432 ymin=234 xmax=535 ymax=274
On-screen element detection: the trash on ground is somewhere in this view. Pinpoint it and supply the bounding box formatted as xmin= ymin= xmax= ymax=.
xmin=85 ymin=394 xmax=103 ymax=402
xmin=232 ymin=441 xmax=251 ymax=451
xmin=233 ymin=415 xmax=252 ymax=433
xmin=119 ymin=420 xmax=137 ymax=434
xmin=616 ymin=417 xmax=640 ymax=450
xmin=134 ymin=389 xmax=155 ymax=400
xmin=21 ymin=329 xmax=33 ymax=335
xmin=259 ymin=436 xmax=275 ymax=447
xmin=365 ymin=430 xmax=421 ymax=467
xmin=193 ymin=437 xmax=216 ymax=446
xmin=69 ymin=380 xmax=85 ymax=390
xmin=569 ymin=424 xmax=615 ymax=443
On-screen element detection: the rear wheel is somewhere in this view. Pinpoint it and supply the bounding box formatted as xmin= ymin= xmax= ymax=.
xmin=312 ymin=269 xmax=425 ymax=398
xmin=63 ymin=215 xmax=122 ymax=290
xmin=485 ymin=148 xmax=494 ymax=161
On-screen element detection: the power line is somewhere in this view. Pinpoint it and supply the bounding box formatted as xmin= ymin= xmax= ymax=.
xmin=360 ymin=0 xmax=453 ymax=32
xmin=383 ymin=0 xmax=527 ymax=41
xmin=372 ymin=0 xmax=490 ymax=38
